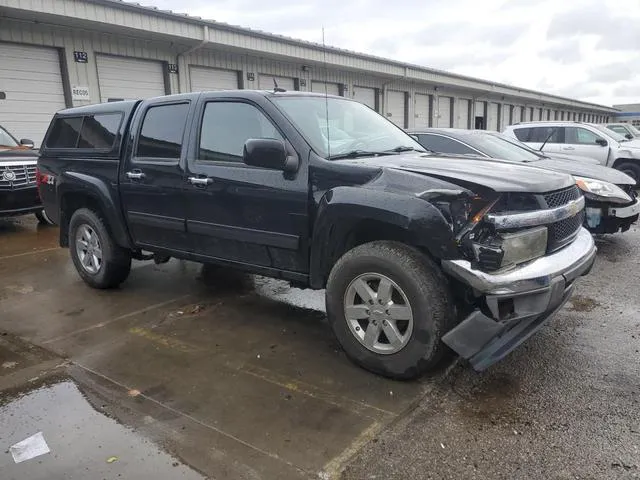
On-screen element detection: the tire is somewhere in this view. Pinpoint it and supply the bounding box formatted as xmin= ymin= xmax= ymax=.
xmin=616 ymin=161 xmax=640 ymax=185
xmin=69 ymin=208 xmax=131 ymax=289
xmin=34 ymin=209 xmax=55 ymax=226
xmin=325 ymin=241 xmax=456 ymax=380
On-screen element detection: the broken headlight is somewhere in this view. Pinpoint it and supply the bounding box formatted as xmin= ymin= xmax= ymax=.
xmin=470 ymin=227 xmax=548 ymax=272
xmin=575 ymin=177 xmax=632 ymax=204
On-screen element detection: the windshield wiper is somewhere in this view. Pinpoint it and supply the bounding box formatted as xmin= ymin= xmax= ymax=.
xmin=328 ymin=150 xmax=394 ymax=160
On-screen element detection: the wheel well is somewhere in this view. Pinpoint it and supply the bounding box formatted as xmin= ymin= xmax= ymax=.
xmin=319 ymin=219 xmax=416 ymax=288
xmin=59 ymin=193 xmax=103 ymax=247
xmin=613 ymin=158 xmax=638 ymax=169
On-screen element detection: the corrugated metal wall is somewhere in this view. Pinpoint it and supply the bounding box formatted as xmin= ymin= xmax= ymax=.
xmin=0 ymin=16 xmax=612 ymax=132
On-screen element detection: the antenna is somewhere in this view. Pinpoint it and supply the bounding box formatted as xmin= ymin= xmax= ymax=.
xmin=322 ymin=27 xmax=330 ymax=159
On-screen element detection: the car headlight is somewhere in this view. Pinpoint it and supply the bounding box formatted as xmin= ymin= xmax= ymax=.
xmin=575 ymin=176 xmax=632 ymax=204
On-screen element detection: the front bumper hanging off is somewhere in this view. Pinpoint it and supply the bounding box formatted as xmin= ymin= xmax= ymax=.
xmin=441 ymin=227 xmax=597 ymax=371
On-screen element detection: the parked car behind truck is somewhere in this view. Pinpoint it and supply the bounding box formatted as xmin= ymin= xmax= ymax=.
xmin=38 ymin=91 xmax=596 ymax=379
xmin=503 ymin=121 xmax=640 ymax=184
xmin=410 ymin=128 xmax=639 ymax=234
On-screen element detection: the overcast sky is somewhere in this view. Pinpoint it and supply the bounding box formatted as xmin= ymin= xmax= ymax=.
xmin=148 ymin=0 xmax=640 ymax=107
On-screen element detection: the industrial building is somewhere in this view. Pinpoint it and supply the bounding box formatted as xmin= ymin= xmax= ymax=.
xmin=613 ymin=104 xmax=640 ymax=127
xmin=0 ymin=0 xmax=619 ymax=145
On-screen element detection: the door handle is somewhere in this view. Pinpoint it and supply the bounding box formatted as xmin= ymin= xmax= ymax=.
xmin=563 ymin=146 xmax=575 ymax=151
xmin=188 ymin=176 xmax=213 ymax=186
xmin=126 ymin=170 xmax=145 ymax=180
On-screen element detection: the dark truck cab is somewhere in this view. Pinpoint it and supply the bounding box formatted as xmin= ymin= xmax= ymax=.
xmin=38 ymin=91 xmax=596 ymax=379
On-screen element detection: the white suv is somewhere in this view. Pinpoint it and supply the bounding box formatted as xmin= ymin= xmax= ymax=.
xmin=503 ymin=121 xmax=640 ymax=183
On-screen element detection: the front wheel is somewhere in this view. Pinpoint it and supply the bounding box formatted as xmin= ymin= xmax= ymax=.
xmin=325 ymin=241 xmax=456 ymax=380
xmin=69 ymin=208 xmax=132 ymax=289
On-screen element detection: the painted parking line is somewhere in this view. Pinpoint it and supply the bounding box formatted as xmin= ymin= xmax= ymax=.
xmin=241 ymin=363 xmax=394 ymax=421
xmin=0 ymin=247 xmax=60 ymax=261
xmin=42 ymin=295 xmax=192 ymax=346
xmin=71 ymin=361 xmax=309 ymax=477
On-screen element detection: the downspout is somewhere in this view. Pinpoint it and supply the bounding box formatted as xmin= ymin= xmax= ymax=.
xmin=176 ymin=25 xmax=210 ymax=92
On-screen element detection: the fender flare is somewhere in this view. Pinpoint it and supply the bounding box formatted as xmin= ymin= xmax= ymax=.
xmin=57 ymin=171 xmax=133 ymax=249
xmin=309 ymin=186 xmax=458 ymax=288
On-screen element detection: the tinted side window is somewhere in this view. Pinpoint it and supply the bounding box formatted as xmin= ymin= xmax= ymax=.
xmin=77 ymin=114 xmax=122 ymax=149
xmin=136 ymin=103 xmax=189 ymax=159
xmin=566 ymin=127 xmax=603 ymax=145
xmin=529 ymin=127 xmax=561 ymax=143
xmin=199 ymin=102 xmax=283 ymax=163
xmin=46 ymin=117 xmax=83 ymax=148
xmin=513 ymin=128 xmax=531 ymax=141
xmin=417 ymin=134 xmax=477 ymax=155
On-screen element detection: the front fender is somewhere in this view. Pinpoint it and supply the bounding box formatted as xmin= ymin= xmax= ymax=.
xmin=309 ymin=186 xmax=459 ymax=288
xmin=57 ymin=171 xmax=133 ymax=249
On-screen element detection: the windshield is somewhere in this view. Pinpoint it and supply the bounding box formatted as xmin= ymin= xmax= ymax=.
xmin=466 ymin=132 xmax=542 ymax=162
xmin=628 ymin=124 xmax=640 ymax=136
xmin=594 ymin=124 xmax=626 ymax=142
xmin=271 ymin=96 xmax=424 ymax=158
xmin=0 ymin=126 xmax=19 ymax=148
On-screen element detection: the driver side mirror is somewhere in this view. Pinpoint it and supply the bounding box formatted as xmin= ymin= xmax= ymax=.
xmin=595 ymin=138 xmax=608 ymax=147
xmin=243 ymin=138 xmax=299 ymax=173
xmin=20 ymin=138 xmax=34 ymax=149
xmin=625 ymin=133 xmax=633 ymax=140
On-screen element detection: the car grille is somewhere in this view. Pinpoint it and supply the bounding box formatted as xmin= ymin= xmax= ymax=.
xmin=542 ymin=185 xmax=581 ymax=208
xmin=0 ymin=164 xmax=37 ymax=190
xmin=538 ymin=185 xmax=584 ymax=252
xmin=547 ymin=210 xmax=584 ymax=252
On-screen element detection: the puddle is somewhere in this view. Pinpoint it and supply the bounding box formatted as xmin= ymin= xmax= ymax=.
xmin=0 ymin=380 xmax=203 ymax=479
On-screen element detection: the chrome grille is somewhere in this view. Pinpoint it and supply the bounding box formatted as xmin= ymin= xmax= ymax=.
xmin=0 ymin=165 xmax=37 ymax=190
xmin=543 ymin=185 xmax=581 ymax=208
xmin=547 ymin=211 xmax=584 ymax=252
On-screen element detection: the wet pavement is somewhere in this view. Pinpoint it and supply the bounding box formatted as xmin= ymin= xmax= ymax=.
xmin=0 ymin=216 xmax=639 ymax=479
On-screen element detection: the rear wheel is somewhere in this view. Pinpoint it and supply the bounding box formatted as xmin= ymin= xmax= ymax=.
xmin=616 ymin=161 xmax=640 ymax=185
xmin=69 ymin=208 xmax=131 ymax=289
xmin=325 ymin=241 xmax=456 ymax=380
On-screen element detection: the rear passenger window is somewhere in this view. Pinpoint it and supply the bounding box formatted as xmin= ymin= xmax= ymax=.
xmin=46 ymin=117 xmax=83 ymax=148
xmin=77 ymin=114 xmax=122 ymax=149
xmin=136 ymin=103 xmax=189 ymax=159
xmin=46 ymin=114 xmax=122 ymax=149
xmin=198 ymin=102 xmax=283 ymax=163
xmin=513 ymin=128 xmax=531 ymax=142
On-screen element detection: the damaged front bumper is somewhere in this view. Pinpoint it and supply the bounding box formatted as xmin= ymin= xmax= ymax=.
xmin=441 ymin=227 xmax=596 ymax=371
xmin=585 ymin=198 xmax=640 ymax=234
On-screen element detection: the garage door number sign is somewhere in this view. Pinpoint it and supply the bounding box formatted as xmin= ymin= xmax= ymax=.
xmin=71 ymin=86 xmax=91 ymax=101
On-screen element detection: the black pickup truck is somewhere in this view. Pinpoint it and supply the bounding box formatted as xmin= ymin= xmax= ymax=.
xmin=38 ymin=91 xmax=597 ymax=379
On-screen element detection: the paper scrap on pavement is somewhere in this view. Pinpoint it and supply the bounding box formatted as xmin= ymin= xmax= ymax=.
xmin=9 ymin=432 xmax=51 ymax=464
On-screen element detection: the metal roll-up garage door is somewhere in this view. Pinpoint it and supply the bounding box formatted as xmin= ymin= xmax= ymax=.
xmin=190 ymin=66 xmax=238 ymax=92
xmin=500 ymin=104 xmax=511 ymax=130
xmin=386 ymin=90 xmax=406 ymax=128
xmin=311 ymin=81 xmax=340 ymax=96
xmin=457 ymin=99 xmax=471 ymax=129
xmin=488 ymin=103 xmax=499 ymax=131
xmin=259 ymin=75 xmax=295 ymax=91
xmin=437 ymin=96 xmax=452 ymax=127
xmin=414 ymin=93 xmax=431 ymax=129
xmin=353 ymin=86 xmax=376 ymax=110
xmin=97 ymin=54 xmax=166 ymax=102
xmin=0 ymin=43 xmax=66 ymax=146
